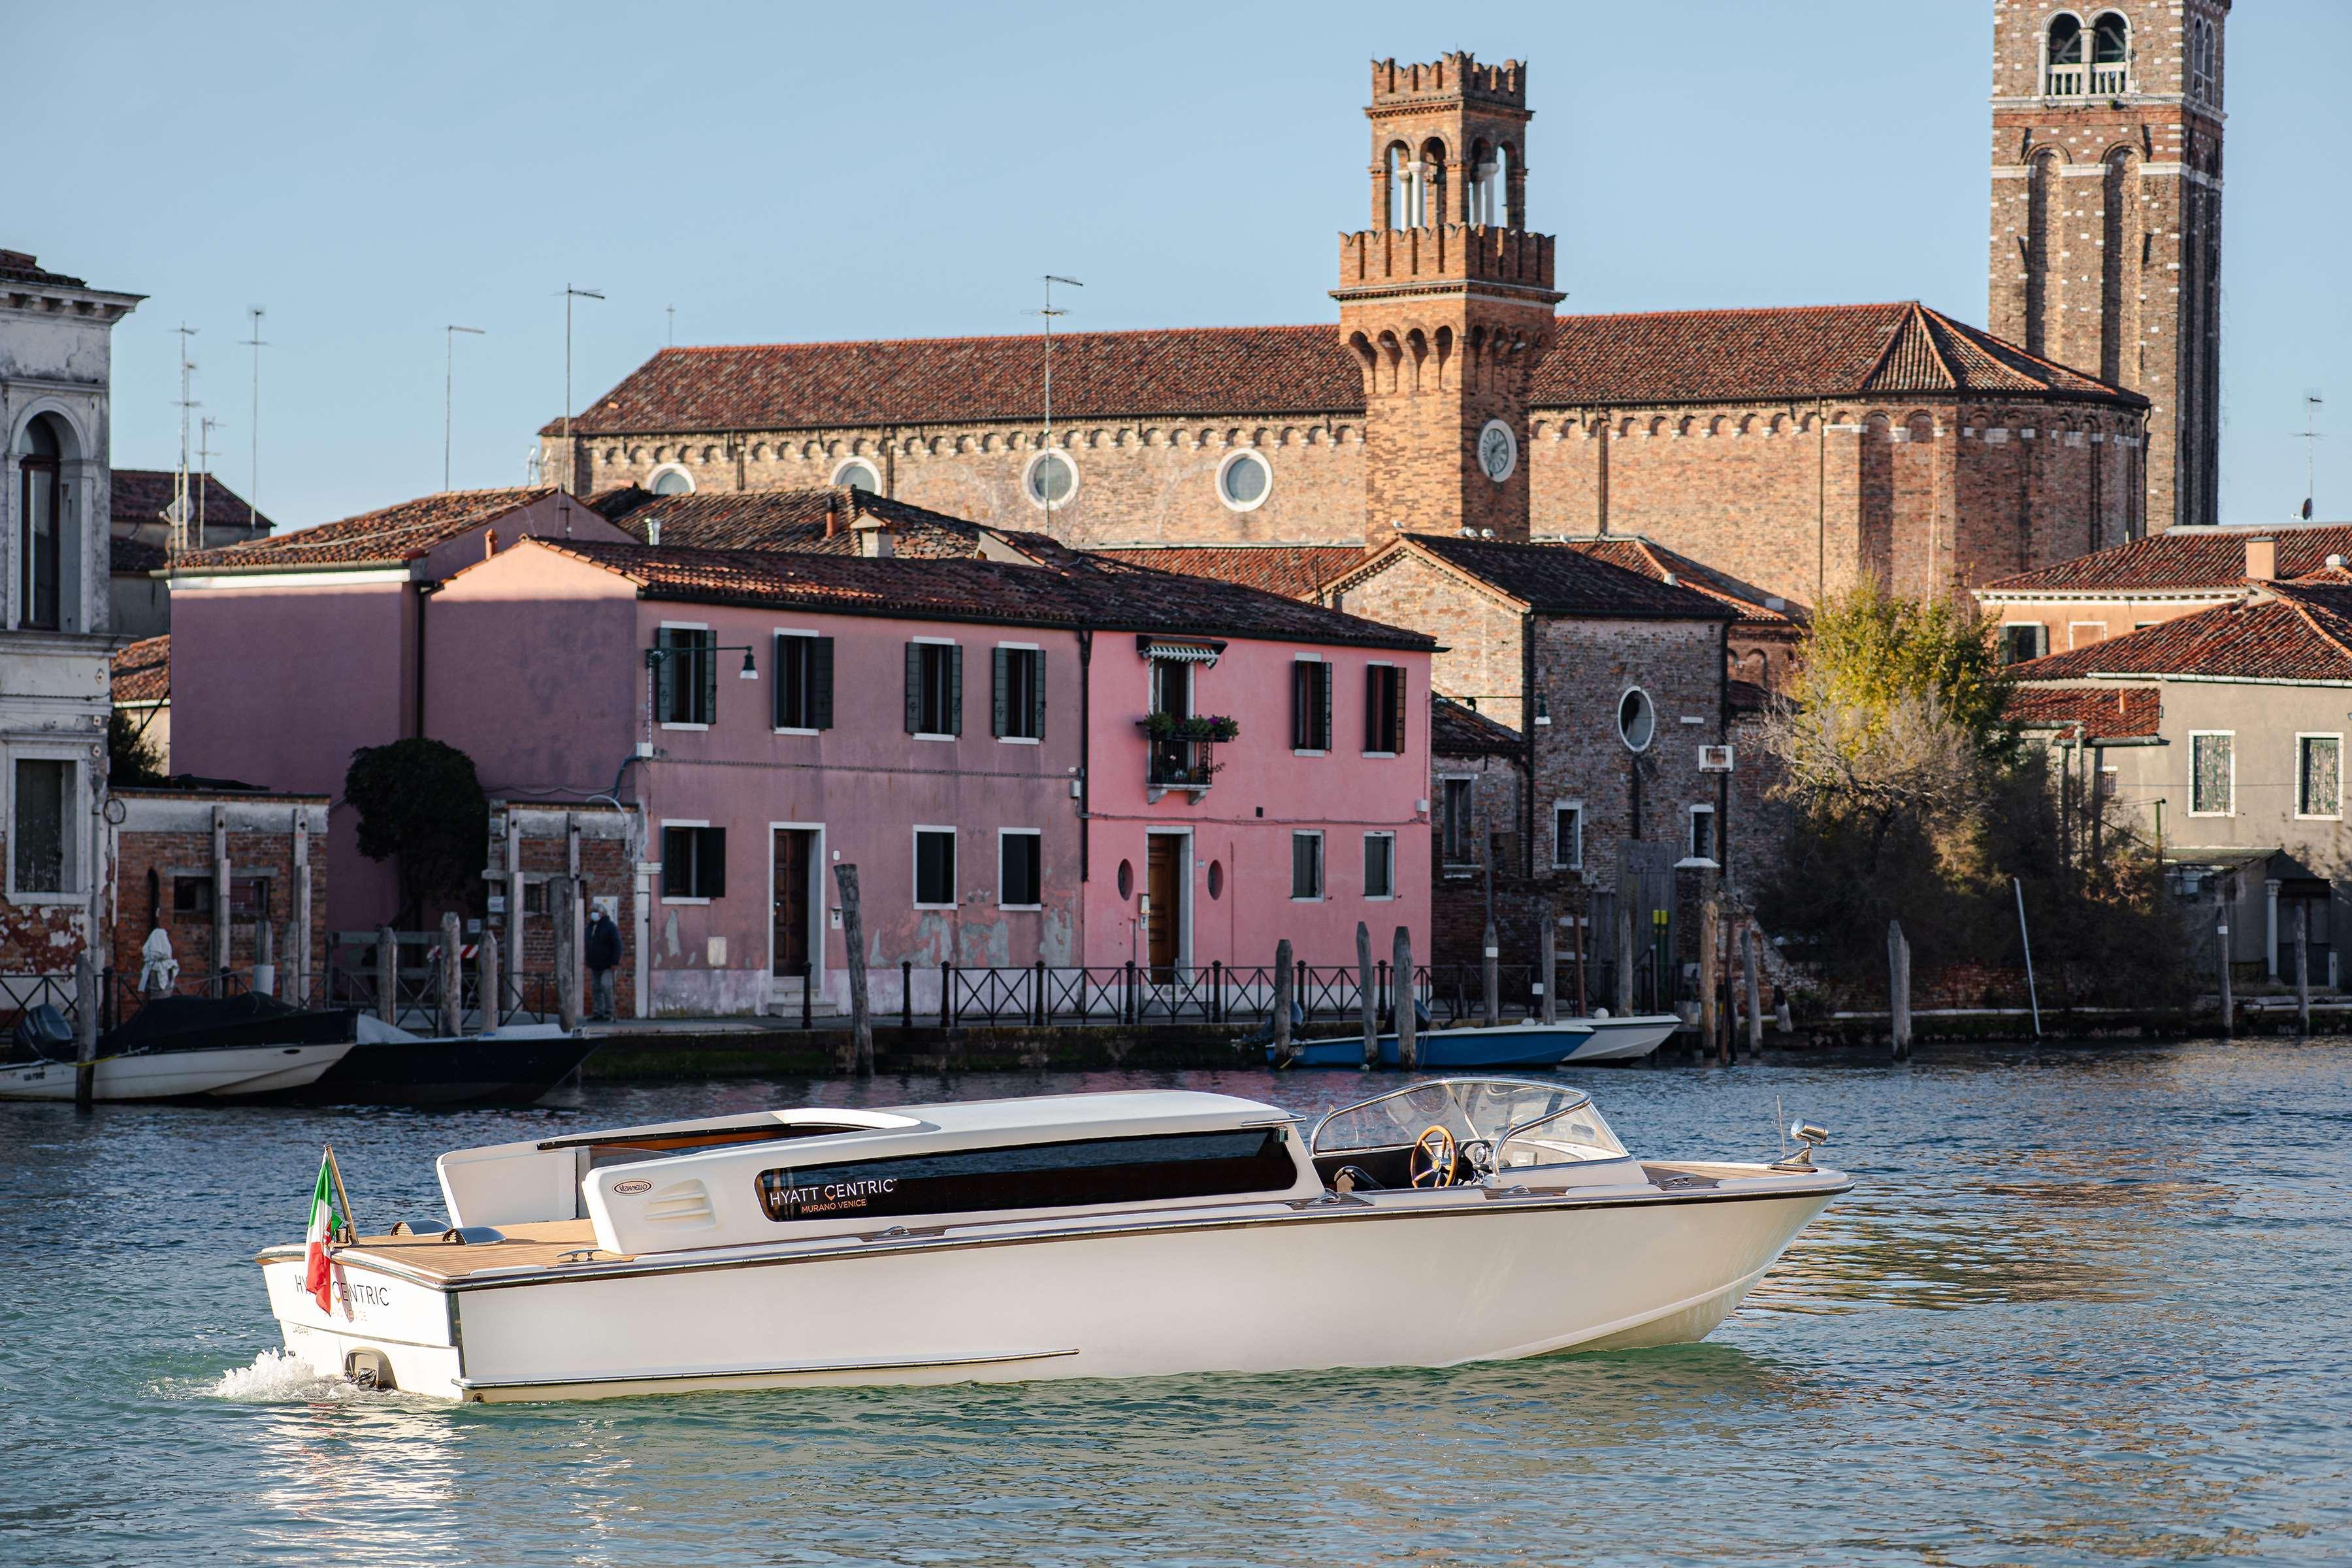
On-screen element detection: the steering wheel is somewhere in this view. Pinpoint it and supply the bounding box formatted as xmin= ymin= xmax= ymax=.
xmin=1408 ymin=1125 xmax=1459 ymax=1188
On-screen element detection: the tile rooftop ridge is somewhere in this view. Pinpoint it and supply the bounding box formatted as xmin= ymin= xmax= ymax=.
xmin=649 ymin=322 xmax=1340 ymax=356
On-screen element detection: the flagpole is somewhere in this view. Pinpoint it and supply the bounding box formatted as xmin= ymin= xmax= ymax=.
xmin=325 ymin=1142 xmax=359 ymax=1245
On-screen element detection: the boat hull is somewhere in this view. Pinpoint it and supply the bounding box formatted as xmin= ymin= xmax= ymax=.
xmin=260 ymin=1179 xmax=1839 ymax=1401
xmin=1271 ymin=1022 xmax=1594 ymax=1070
xmin=1565 ymin=1016 xmax=1682 ymax=1063
xmin=287 ymin=1026 xmax=595 ymax=1107
xmin=0 ymin=1041 xmax=350 ymax=1102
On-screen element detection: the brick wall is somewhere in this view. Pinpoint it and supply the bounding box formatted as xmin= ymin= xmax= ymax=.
xmin=105 ymin=792 xmax=330 ymax=996
xmin=489 ymin=804 xmax=640 ymax=1019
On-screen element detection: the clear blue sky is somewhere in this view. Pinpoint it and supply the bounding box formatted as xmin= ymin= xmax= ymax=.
xmin=25 ymin=1 xmax=2348 ymax=532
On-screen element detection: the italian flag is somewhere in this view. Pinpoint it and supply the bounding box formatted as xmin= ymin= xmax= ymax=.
xmin=302 ymin=1149 xmax=344 ymax=1313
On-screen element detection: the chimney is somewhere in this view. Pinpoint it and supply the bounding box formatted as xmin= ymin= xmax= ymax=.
xmin=824 ymin=498 xmax=844 ymax=538
xmin=853 ymin=514 xmax=894 ymax=559
xmin=483 ymin=527 xmax=497 ymax=561
xmin=2246 ymin=536 xmax=2276 ymax=581
xmin=646 ymin=517 xmax=662 ymax=547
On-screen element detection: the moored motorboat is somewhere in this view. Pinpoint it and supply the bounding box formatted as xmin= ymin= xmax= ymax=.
xmin=1567 ymin=1013 xmax=1684 ymax=1062
xmin=257 ymin=1079 xmax=1848 ymax=1401
xmin=286 ymin=1017 xmax=595 ymax=1107
xmin=1270 ymin=1019 xmax=1595 ymax=1069
xmin=0 ymin=1022 xmax=351 ymax=1102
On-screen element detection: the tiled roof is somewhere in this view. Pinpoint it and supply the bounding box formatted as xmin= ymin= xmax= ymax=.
xmin=1090 ymin=544 xmax=1370 ymax=600
xmin=591 ymin=485 xmax=1074 ymax=563
xmin=112 ymin=634 xmax=170 ymax=705
xmin=1550 ymin=535 xmax=1806 ymax=627
xmin=1431 ymin=694 xmax=1522 ymax=756
xmin=1337 ymin=535 xmax=1734 ymax=620
xmin=0 ymin=249 xmax=85 ymax=288
xmin=111 ymin=535 xmax=167 ymax=575
xmin=112 ymin=470 xmax=273 ymax=535
xmin=1530 ymin=301 xmax=2138 ymax=407
xmin=526 ymin=540 xmax=1435 ymax=651
xmin=1727 ymin=678 xmax=1772 ymax=716
xmin=2013 ymin=578 xmax=2352 ymax=684
xmin=542 ymin=325 xmax=1365 ymax=436
xmin=1978 ymin=524 xmax=2352 ymax=596
xmin=175 ymin=487 xmax=556 ymax=571
xmin=546 ymin=303 xmax=2138 ymax=436
xmin=2006 ymin=685 xmax=2161 ymax=740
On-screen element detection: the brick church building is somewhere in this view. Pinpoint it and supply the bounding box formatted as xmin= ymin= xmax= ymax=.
xmin=540 ymin=10 xmax=2224 ymax=611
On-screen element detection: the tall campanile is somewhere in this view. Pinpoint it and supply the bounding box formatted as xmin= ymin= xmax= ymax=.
xmin=1335 ymin=54 xmax=1562 ymax=543
xmin=1989 ymin=1 xmax=2227 ymax=534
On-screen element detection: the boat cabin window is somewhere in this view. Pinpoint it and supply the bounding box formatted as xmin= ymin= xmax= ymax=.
xmin=1494 ymin=1102 xmax=1626 ymax=1169
xmin=1309 ymin=1078 xmax=1627 ymax=1188
xmin=757 ymin=1128 xmax=1295 ymax=1223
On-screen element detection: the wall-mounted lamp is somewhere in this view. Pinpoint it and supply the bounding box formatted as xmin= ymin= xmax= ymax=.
xmin=644 ymin=643 xmax=760 ymax=679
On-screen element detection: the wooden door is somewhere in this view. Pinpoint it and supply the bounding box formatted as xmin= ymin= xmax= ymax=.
xmin=1145 ymin=836 xmax=1181 ymax=983
xmin=772 ymin=830 xmax=813 ymax=975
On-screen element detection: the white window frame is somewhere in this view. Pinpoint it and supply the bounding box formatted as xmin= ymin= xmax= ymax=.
xmin=1688 ymin=802 xmax=1718 ymax=862
xmin=658 ymin=818 xmax=715 ymax=906
xmin=997 ymin=828 xmax=1045 ymax=910
xmin=1290 ymin=830 xmax=1326 ymax=902
xmin=1215 ymin=448 xmax=1273 ymax=514
xmin=1364 ymin=660 xmax=1401 ymax=758
xmin=2295 ymin=732 xmax=2344 ymax=821
xmin=996 ymin=640 xmax=1043 ymax=746
xmin=772 ymin=625 xmax=824 ymax=736
xmin=1438 ymin=772 xmax=1478 ymax=877
xmin=4 ymin=746 xmax=88 ymax=902
xmin=2001 ymin=623 xmax=2049 ymax=663
xmin=1292 ymin=651 xmax=1330 ymax=757
xmin=645 ymin=463 xmax=696 ymax=497
xmin=2188 ymin=730 xmax=2235 ymax=817
xmin=2067 ymin=621 xmax=2106 ymax=651
xmin=1021 ymin=448 xmax=1080 ymax=511
xmin=829 ymin=456 xmax=881 ymax=491
xmin=910 ymin=634 xmax=960 ymax=743
xmin=1362 ymin=830 xmax=1397 ymax=901
xmin=657 ymin=619 xmax=715 ymax=731
xmin=912 ymin=825 xmax=959 ymax=909
xmin=1552 ymin=798 xmax=1584 ymax=871
xmin=1617 ymin=685 xmax=1656 ymax=753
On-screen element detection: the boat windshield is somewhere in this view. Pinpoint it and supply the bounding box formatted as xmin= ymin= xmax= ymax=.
xmin=1312 ymin=1078 xmax=1615 ymax=1163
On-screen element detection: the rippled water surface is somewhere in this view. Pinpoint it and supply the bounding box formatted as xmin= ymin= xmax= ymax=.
xmin=5 ymin=1041 xmax=2349 ymax=1566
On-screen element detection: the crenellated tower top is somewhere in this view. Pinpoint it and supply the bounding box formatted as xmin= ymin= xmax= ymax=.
xmin=1369 ymin=52 xmax=1527 ymax=108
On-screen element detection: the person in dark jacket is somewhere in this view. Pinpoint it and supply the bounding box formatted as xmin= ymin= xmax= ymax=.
xmin=585 ymin=907 xmax=623 ymax=1021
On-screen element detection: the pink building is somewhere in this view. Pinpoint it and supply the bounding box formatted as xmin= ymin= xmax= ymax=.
xmin=425 ymin=537 xmax=1433 ymax=1017
xmin=167 ymin=488 xmax=632 ymax=928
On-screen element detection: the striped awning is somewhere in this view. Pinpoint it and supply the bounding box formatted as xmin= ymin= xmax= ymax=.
xmin=1136 ymin=636 xmax=1225 ymax=666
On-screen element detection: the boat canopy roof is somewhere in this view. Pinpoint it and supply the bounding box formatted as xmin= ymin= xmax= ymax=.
xmin=1312 ymin=1078 xmax=1610 ymax=1157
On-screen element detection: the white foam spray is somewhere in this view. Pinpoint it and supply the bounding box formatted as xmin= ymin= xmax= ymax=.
xmin=208 ymin=1348 xmax=357 ymax=1403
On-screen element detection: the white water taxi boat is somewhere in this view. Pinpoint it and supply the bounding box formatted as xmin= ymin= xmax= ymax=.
xmin=256 ymin=1079 xmax=1847 ymax=1402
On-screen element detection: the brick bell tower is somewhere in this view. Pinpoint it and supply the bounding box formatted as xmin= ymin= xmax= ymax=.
xmin=1988 ymin=1 xmax=2228 ymax=534
xmin=1335 ymin=53 xmax=1561 ymax=544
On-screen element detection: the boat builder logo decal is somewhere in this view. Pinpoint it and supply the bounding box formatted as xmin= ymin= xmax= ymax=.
xmin=612 ymin=1179 xmax=654 ymax=1195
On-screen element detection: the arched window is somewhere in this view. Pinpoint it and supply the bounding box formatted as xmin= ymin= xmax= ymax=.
xmin=830 ymin=457 xmax=880 ymax=493
xmin=647 ymin=464 xmax=694 ymax=497
xmin=1495 ymin=144 xmax=1513 ymax=229
xmin=1469 ymin=141 xmax=1495 ymax=225
xmin=2189 ymin=16 xmax=2217 ymax=103
xmin=2090 ymin=12 xmax=2129 ymax=93
xmin=1386 ymin=144 xmax=1416 ymax=229
xmin=17 ymin=414 xmax=67 ymax=630
xmin=1419 ymin=139 xmax=1448 ymax=225
xmin=2045 ymin=14 xmax=2085 ymax=95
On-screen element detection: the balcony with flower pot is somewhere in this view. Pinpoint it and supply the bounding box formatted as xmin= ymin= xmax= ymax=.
xmin=1141 ymin=711 xmax=1237 ymax=802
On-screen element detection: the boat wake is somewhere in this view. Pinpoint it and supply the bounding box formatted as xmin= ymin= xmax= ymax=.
xmin=207 ymin=1349 xmax=361 ymax=1403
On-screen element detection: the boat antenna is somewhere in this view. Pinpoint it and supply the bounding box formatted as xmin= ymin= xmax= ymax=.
xmin=1776 ymin=1096 xmax=1786 ymax=1160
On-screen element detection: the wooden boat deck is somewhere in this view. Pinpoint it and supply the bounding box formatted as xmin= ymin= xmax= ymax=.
xmin=334 ymin=1220 xmax=623 ymax=1282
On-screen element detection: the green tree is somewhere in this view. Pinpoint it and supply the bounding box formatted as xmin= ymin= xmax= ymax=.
xmin=108 ymin=710 xmax=167 ymax=787
xmin=344 ymin=738 xmax=487 ymax=923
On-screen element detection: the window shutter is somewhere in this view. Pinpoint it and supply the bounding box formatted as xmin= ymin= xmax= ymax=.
xmin=697 ymin=633 xmax=717 ymax=723
xmin=992 ymin=646 xmax=1009 ymax=738
xmin=1029 ymin=651 xmax=1046 ymax=738
xmin=772 ymin=634 xmax=789 ymax=729
xmin=1320 ymin=662 xmax=1333 ymax=750
xmin=698 ymin=827 xmax=727 ymax=899
xmin=653 ymin=630 xmax=675 ymax=724
xmin=811 ymin=636 xmax=834 ymax=730
xmin=904 ymin=643 xmax=922 ymax=733
xmin=1364 ymin=668 xmax=1380 ymax=751
xmin=1290 ymin=662 xmax=1308 ymax=749
xmin=1391 ymin=666 xmax=1408 ymax=753
xmin=661 ymin=826 xmax=687 ymax=896
xmin=948 ymin=644 xmax=964 ymax=735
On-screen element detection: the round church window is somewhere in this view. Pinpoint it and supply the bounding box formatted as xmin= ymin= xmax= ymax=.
xmin=1618 ymin=687 xmax=1656 ymax=752
xmin=648 ymin=465 xmax=694 ymax=497
xmin=1024 ymin=450 xmax=1078 ymax=509
xmin=831 ymin=457 xmax=880 ymax=493
xmin=1217 ymin=449 xmax=1271 ymax=512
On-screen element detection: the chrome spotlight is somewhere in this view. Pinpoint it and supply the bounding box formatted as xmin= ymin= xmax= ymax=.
xmin=1772 ymin=1121 xmax=1830 ymax=1172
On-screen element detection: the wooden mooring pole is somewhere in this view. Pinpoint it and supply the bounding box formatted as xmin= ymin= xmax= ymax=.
xmin=2296 ymin=904 xmax=2311 ymax=1036
xmin=1538 ymin=900 xmax=1558 ymax=1026
xmin=835 ymin=864 xmax=872 ymax=1075
xmin=1271 ymin=938 xmax=1295 ymax=1067
xmin=375 ymin=924 xmax=398 ymax=1026
xmin=1481 ymin=920 xmax=1500 ymax=1028
xmin=2217 ymin=910 xmax=2236 ymax=1036
xmin=439 ymin=910 xmax=463 ymax=1038
xmin=1392 ymin=926 xmax=1416 ymax=1070
xmin=553 ymin=881 xmax=580 ymax=1034
xmin=1742 ymin=923 xmax=1763 ymax=1058
xmin=1699 ymin=889 xmax=1723 ymax=1064
xmin=1888 ymin=918 xmax=1912 ymax=1060
xmin=1356 ymin=921 xmax=1377 ymax=1070
xmin=73 ymin=951 xmax=97 ymax=1111
xmin=478 ymin=927 xmax=500 ymax=1033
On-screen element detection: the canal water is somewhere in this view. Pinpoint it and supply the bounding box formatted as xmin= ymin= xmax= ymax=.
xmin=3 ymin=1040 xmax=2347 ymax=1566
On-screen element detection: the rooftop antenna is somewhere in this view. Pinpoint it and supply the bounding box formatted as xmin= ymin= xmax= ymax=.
xmin=561 ymin=285 xmax=605 ymax=530
xmin=197 ymin=414 xmax=223 ymax=547
xmin=1027 ymin=274 xmax=1083 ymax=523
xmin=239 ymin=307 xmax=267 ymax=525
xmin=2299 ymin=393 xmax=2325 ymax=521
xmin=444 ymin=325 xmax=485 ymax=492
xmin=171 ymin=325 xmax=200 ymax=562
xmin=666 ymin=303 xmax=676 ymax=348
